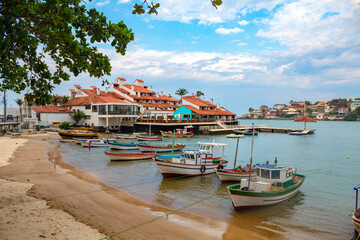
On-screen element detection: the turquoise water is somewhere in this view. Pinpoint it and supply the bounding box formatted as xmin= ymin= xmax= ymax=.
xmin=57 ymin=120 xmax=360 ymax=239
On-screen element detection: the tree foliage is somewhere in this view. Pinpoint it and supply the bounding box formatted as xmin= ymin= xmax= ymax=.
xmin=175 ymin=88 xmax=189 ymax=99
xmin=71 ymin=110 xmax=86 ymax=125
xmin=0 ymin=0 xmax=134 ymax=105
xmin=195 ymin=91 xmax=204 ymax=98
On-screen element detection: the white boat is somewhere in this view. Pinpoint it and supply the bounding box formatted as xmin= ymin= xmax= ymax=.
xmin=74 ymin=138 xmax=102 ymax=144
xmin=226 ymin=134 xmax=245 ymax=138
xmin=153 ymin=142 xmax=228 ymax=178
xmin=81 ymin=139 xmax=109 ymax=147
xmin=112 ymin=133 xmax=137 ymax=139
xmin=226 ymin=161 xmax=306 ymax=209
xmin=351 ymin=184 xmax=360 ymax=233
xmin=136 ymin=135 xmax=162 ymax=141
xmin=216 ymin=166 xmax=256 ymax=183
xmin=137 ymin=143 xmax=185 ymax=152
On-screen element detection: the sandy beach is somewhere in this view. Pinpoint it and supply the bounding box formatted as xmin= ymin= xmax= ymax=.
xmin=0 ymin=134 xmax=265 ymax=240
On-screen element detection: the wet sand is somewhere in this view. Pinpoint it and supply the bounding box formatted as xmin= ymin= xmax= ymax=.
xmin=0 ymin=134 xmax=265 ymax=239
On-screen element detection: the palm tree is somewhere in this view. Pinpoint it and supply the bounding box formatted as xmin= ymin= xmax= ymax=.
xmin=61 ymin=95 xmax=70 ymax=104
xmin=195 ymin=91 xmax=204 ymax=98
xmin=71 ymin=110 xmax=86 ymax=126
xmin=248 ymin=107 xmax=254 ymax=113
xmin=51 ymin=94 xmax=61 ymax=106
xmin=15 ymin=98 xmax=23 ymax=122
xmin=175 ymin=88 xmax=189 ymax=100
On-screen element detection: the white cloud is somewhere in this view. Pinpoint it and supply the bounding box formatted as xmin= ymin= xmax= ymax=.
xmin=117 ymin=0 xmax=131 ymax=3
xmin=238 ymin=42 xmax=248 ymax=46
xmin=238 ymin=20 xmax=249 ymax=26
xmin=96 ymin=0 xmax=110 ymax=7
xmin=215 ymin=27 xmax=244 ymax=35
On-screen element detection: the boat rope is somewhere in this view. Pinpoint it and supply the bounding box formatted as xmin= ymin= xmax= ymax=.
xmin=98 ymin=188 xmax=227 ymax=240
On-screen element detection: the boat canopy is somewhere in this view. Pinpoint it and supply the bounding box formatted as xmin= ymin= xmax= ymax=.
xmin=354 ymin=184 xmax=360 ymax=191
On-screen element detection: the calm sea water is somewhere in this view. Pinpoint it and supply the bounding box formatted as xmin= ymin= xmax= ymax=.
xmin=56 ymin=120 xmax=360 ymax=239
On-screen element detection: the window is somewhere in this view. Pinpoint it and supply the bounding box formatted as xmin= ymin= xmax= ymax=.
xmin=261 ymin=169 xmax=270 ymax=178
xmin=85 ymin=105 xmax=91 ymax=110
xmin=257 ymin=168 xmax=260 ymax=176
xmin=190 ymin=154 xmax=195 ymax=159
xmin=286 ymin=172 xmax=293 ymax=178
xmin=271 ymin=170 xmax=280 ymax=179
xmin=92 ymin=106 xmax=97 ymax=112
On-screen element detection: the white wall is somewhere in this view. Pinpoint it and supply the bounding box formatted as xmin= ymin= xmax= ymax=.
xmin=39 ymin=113 xmax=73 ymax=124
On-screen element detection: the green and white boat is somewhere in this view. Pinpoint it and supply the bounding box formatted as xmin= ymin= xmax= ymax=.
xmin=226 ymin=160 xmax=306 ymax=209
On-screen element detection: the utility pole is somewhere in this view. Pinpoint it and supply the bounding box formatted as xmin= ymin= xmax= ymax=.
xmin=3 ymin=90 xmax=6 ymax=122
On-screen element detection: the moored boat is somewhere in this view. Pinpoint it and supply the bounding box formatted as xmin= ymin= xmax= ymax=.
xmin=153 ymin=142 xmax=228 ymax=178
xmin=234 ymin=129 xmax=258 ymax=136
xmin=160 ymin=126 xmax=194 ymax=138
xmin=80 ymin=139 xmax=109 ymax=147
xmin=137 ymin=143 xmax=185 ymax=152
xmin=104 ymin=151 xmax=155 ymax=161
xmin=112 ymin=133 xmax=137 ymax=139
xmin=108 ymin=141 xmax=141 ymax=150
xmin=216 ymin=166 xmax=256 ymax=183
xmin=57 ymin=130 xmax=101 ymax=139
xmin=226 ymin=134 xmax=245 ymax=138
xmin=226 ymin=161 xmax=306 ymax=209
xmin=136 ymin=135 xmax=163 ymax=141
xmin=351 ymin=184 xmax=360 ymax=233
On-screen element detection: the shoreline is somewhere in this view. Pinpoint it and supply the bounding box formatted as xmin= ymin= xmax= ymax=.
xmin=0 ymin=134 xmax=266 ymax=239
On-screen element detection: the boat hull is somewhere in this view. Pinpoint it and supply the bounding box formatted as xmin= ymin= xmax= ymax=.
xmin=58 ymin=131 xmax=100 ymax=139
xmin=105 ymin=151 xmax=155 ymax=161
xmin=227 ymin=174 xmax=305 ymax=209
xmin=136 ymin=136 xmax=162 ymax=141
xmin=216 ymin=170 xmax=256 ymax=183
xmin=352 ymin=213 xmax=360 ymax=233
xmin=137 ymin=144 xmax=185 ymax=152
xmin=154 ymin=159 xmax=227 ymax=178
xmin=112 ymin=133 xmax=137 ymax=139
xmin=160 ymin=130 xmax=194 ymax=138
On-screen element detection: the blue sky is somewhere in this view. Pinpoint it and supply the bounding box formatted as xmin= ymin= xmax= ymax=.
xmin=4 ymin=0 xmax=360 ymax=115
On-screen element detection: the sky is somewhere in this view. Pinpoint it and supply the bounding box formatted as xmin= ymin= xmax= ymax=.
xmin=3 ymin=0 xmax=360 ymax=115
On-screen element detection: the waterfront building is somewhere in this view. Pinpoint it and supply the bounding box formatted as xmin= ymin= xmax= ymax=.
xmin=338 ymin=107 xmax=349 ymax=116
xmin=108 ymin=78 xmax=178 ymax=121
xmin=273 ymin=104 xmax=286 ymax=110
xmin=32 ymin=106 xmax=73 ymax=125
xmin=64 ymin=85 xmax=139 ymax=131
xmin=174 ymin=96 xmax=236 ymax=121
xmin=350 ymin=99 xmax=360 ymax=111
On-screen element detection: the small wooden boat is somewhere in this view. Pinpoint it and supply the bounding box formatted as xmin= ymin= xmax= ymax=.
xmin=234 ymin=129 xmax=258 ymax=136
xmin=226 ymin=161 xmax=306 ymax=209
xmin=136 ymin=135 xmax=162 ymax=141
xmin=59 ymin=139 xmax=75 ymax=143
xmin=74 ymin=138 xmax=102 ymax=144
xmin=81 ymin=139 xmax=109 ymax=147
xmin=104 ymin=151 xmax=155 ymax=161
xmin=289 ymin=130 xmax=310 ymax=135
xmin=137 ymin=143 xmax=185 ymax=152
xmin=351 ymin=184 xmax=360 ymax=233
xmin=160 ymin=126 xmax=194 ymax=138
xmin=226 ymin=134 xmax=245 ymax=138
xmin=108 ymin=141 xmax=141 ymax=150
xmin=112 ymin=133 xmax=137 ymax=139
xmin=57 ymin=130 xmax=101 ymax=139
xmin=216 ymin=166 xmax=256 ymax=183
xmin=153 ymin=142 xmax=228 ymax=178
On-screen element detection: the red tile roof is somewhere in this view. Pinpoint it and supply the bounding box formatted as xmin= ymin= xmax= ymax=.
xmin=142 ymin=103 xmax=177 ymax=109
xmin=129 ymin=95 xmax=178 ymax=102
xmin=114 ymin=87 xmax=130 ymax=93
xmin=32 ymin=106 xmax=73 ymax=113
xmin=135 ymin=79 xmax=144 ymax=82
xmin=74 ymin=85 xmax=81 ymax=88
xmin=182 ymin=96 xmax=216 ymax=107
xmin=116 ymin=77 xmax=126 ymax=81
xmin=63 ymin=95 xmax=127 ymax=106
xmin=123 ymin=84 xmax=154 ymax=94
xmin=90 ymin=86 xmax=97 ymax=90
xmin=70 ymin=89 xmax=76 ymax=93
xmin=182 ymin=105 xmax=235 ymax=116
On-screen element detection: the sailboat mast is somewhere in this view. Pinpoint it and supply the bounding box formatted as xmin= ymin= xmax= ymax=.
xmin=233 ymin=137 xmax=240 ymax=168
xmin=247 ymin=124 xmax=255 ymax=189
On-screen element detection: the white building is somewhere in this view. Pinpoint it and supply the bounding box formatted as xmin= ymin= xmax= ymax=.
xmin=32 ymin=106 xmax=73 ymax=125
xmin=350 ymin=99 xmax=360 ymax=111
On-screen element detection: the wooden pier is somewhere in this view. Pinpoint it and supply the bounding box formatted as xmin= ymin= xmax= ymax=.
xmin=207 ymin=126 xmax=315 ymax=134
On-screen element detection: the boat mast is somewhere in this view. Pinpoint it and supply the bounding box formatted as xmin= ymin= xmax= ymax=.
xmin=233 ymin=137 xmax=240 ymax=168
xmin=247 ymin=123 xmax=255 ymax=189
xmin=170 ymin=130 xmax=175 ymax=163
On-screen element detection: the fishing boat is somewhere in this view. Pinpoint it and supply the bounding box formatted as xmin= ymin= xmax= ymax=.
xmin=216 ymin=136 xmax=255 ymax=183
xmin=112 ymin=133 xmax=137 ymax=139
xmin=104 ymin=151 xmax=155 ymax=161
xmin=74 ymin=138 xmax=102 ymax=144
xmin=80 ymin=139 xmax=109 ymax=148
xmin=234 ymin=129 xmax=258 ymax=136
xmin=160 ymin=126 xmax=194 ymax=138
xmin=226 ymin=134 xmax=245 ymax=138
xmin=108 ymin=141 xmax=141 ymax=150
xmin=226 ymin=161 xmax=306 ymax=209
xmin=57 ymin=130 xmax=101 ymax=139
xmin=153 ymin=142 xmax=228 ymax=178
xmin=351 ymin=184 xmax=360 ymax=233
xmin=137 ymin=143 xmax=185 ymax=152
xmin=136 ymin=135 xmax=162 ymax=141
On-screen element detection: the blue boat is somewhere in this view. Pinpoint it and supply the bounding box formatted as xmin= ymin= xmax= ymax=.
xmin=108 ymin=141 xmax=146 ymax=150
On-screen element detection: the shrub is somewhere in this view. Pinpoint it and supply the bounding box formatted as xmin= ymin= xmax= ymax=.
xmin=59 ymin=121 xmax=71 ymax=130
